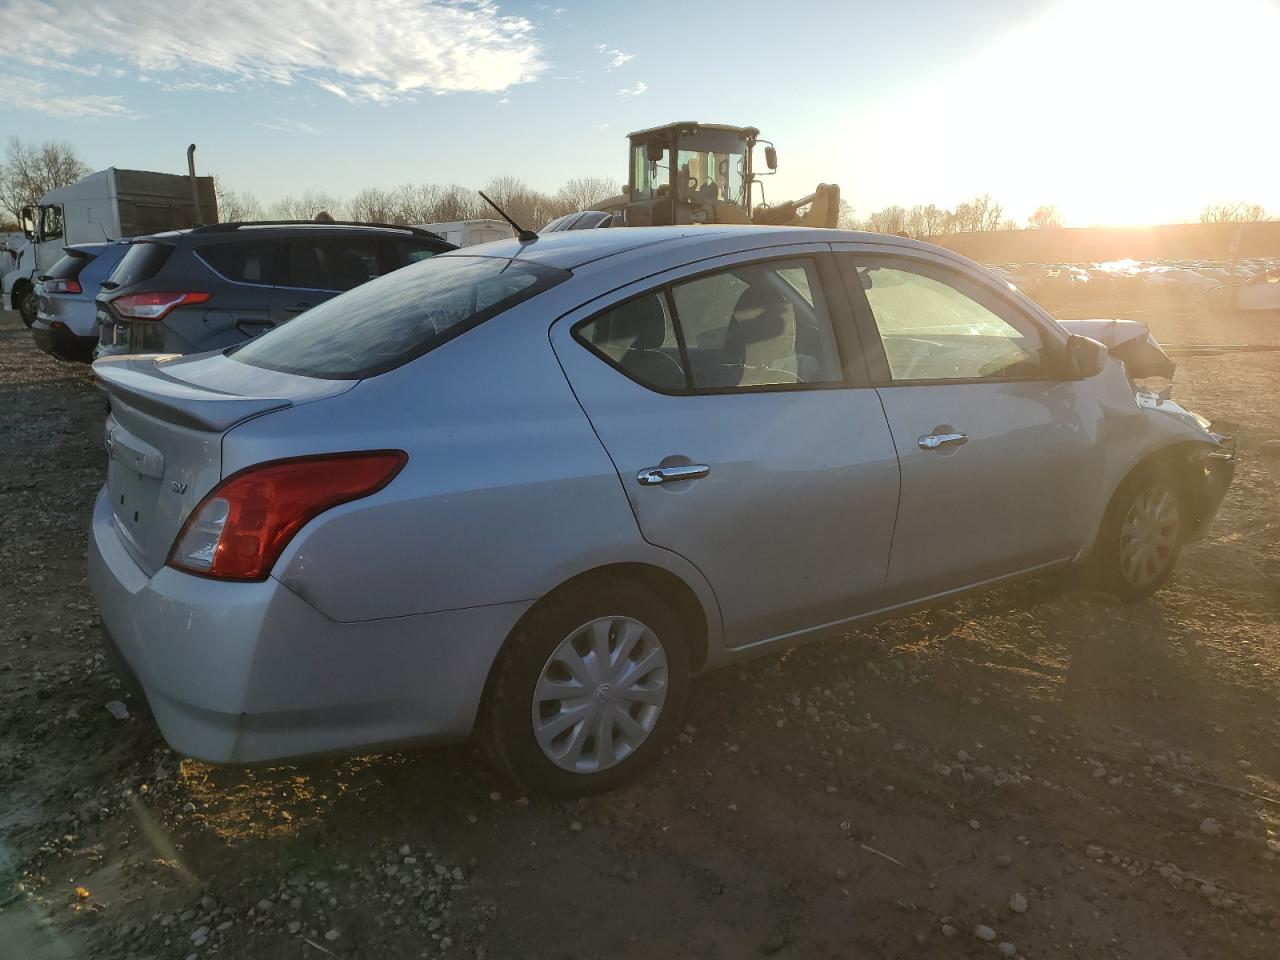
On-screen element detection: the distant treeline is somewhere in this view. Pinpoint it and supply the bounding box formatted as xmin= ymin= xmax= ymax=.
xmin=214 ymin=175 xmax=621 ymax=230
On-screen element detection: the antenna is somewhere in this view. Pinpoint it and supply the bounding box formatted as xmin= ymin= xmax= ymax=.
xmin=478 ymin=191 xmax=537 ymax=242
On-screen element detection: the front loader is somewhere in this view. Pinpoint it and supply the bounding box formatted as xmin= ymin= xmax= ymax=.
xmin=544 ymin=121 xmax=839 ymax=231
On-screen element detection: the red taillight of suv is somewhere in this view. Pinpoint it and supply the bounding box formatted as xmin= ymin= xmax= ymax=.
xmin=113 ymin=291 xmax=211 ymax=321
xmin=168 ymin=451 xmax=408 ymax=581
xmin=44 ymin=278 xmax=82 ymax=295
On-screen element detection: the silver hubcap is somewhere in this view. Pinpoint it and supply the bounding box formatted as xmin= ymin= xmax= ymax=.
xmin=1118 ymin=485 xmax=1181 ymax=586
xmin=532 ymin=616 xmax=669 ymax=774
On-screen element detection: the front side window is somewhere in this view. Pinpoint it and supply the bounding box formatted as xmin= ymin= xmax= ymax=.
xmin=39 ymin=205 xmax=64 ymax=242
xmin=857 ymin=263 xmax=1047 ymax=382
xmin=231 ymin=255 xmax=568 ymax=379
xmin=575 ymin=258 xmax=844 ymax=393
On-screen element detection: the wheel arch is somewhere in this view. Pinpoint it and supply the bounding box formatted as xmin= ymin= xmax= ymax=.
xmin=477 ymin=561 xmax=714 ymax=731
xmin=1098 ymin=439 xmax=1213 ymax=535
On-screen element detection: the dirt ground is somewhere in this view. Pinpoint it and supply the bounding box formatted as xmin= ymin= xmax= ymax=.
xmin=1 ymin=289 xmax=1278 ymax=960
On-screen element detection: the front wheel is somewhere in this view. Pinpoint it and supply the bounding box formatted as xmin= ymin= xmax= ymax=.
xmin=1086 ymin=471 xmax=1186 ymax=601
xmin=485 ymin=580 xmax=689 ymax=797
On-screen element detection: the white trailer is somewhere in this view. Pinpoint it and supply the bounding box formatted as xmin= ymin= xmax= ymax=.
xmin=413 ymin=219 xmax=514 ymax=247
xmin=3 ymin=167 xmax=216 ymax=323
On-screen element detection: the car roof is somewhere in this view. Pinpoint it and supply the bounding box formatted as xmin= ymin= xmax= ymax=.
xmin=136 ymin=223 xmax=454 ymax=243
xmin=449 ymin=225 xmax=928 ymax=270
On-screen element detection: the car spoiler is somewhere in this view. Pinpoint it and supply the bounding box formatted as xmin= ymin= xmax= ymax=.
xmin=1058 ymin=319 xmax=1176 ymax=379
xmin=92 ymin=354 xmax=293 ymax=432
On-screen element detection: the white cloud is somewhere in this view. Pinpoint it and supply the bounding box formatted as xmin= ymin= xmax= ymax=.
xmin=254 ymin=118 xmax=319 ymax=134
xmin=6 ymin=77 xmax=131 ymax=118
xmin=594 ymin=44 xmax=634 ymax=69
xmin=617 ymin=81 xmax=647 ymax=97
xmin=13 ymin=0 xmax=547 ymax=101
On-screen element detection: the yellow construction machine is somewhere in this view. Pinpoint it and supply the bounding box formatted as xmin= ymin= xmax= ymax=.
xmin=543 ymin=121 xmax=840 ymax=231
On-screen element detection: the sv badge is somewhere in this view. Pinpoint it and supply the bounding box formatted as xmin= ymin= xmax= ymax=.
xmin=171 ymin=480 xmax=188 ymax=495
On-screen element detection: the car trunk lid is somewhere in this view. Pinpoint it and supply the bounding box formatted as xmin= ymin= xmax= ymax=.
xmin=93 ymin=352 xmax=353 ymax=574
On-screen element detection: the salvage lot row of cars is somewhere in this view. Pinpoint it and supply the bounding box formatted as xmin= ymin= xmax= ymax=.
xmin=28 ymin=220 xmax=454 ymax=361
xmin=33 ymin=219 xmax=1233 ymax=797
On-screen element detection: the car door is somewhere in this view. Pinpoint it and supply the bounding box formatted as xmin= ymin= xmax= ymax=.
xmin=551 ymin=247 xmax=901 ymax=649
xmin=269 ymin=238 xmax=341 ymax=324
xmin=194 ymin=240 xmax=288 ymax=344
xmin=832 ymin=244 xmax=1106 ymax=602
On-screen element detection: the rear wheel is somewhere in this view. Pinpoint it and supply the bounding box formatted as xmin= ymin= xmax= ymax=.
xmin=486 ymin=580 xmax=689 ymax=796
xmin=15 ymin=282 xmax=37 ymax=327
xmin=1086 ymin=470 xmax=1186 ymax=601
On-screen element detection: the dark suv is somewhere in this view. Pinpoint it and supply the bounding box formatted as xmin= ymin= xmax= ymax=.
xmin=94 ymin=221 xmax=453 ymax=358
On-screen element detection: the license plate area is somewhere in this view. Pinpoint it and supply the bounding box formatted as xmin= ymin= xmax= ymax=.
xmin=105 ymin=421 xmax=165 ymax=559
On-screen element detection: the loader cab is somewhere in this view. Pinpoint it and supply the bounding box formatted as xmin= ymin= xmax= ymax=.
xmin=625 ymin=123 xmax=763 ymax=226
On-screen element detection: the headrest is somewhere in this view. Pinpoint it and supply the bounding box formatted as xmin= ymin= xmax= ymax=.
xmin=727 ymin=289 xmax=793 ymax=350
xmin=613 ymin=297 xmax=668 ymax=350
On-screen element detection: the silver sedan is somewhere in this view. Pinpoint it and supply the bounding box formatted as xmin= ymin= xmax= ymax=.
xmin=87 ymin=226 xmax=1237 ymax=795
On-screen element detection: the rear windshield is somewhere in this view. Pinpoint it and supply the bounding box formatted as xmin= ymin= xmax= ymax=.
xmin=107 ymin=241 xmax=173 ymax=288
xmin=46 ymin=252 xmax=95 ymax=280
xmin=229 ymin=255 xmax=570 ymax=379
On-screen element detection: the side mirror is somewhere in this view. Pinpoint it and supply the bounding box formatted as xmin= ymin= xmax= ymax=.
xmin=764 ymin=146 xmax=778 ymax=171
xmin=20 ymin=205 xmax=35 ymax=240
xmin=1065 ymin=334 xmax=1108 ymax=379
xmin=646 ymin=138 xmax=665 ymax=162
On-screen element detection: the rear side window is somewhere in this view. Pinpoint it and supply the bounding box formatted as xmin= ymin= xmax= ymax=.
xmin=576 ymin=258 xmax=844 ymax=393
xmin=198 ymin=242 xmax=287 ymax=285
xmin=108 ymin=242 xmax=173 ymax=287
xmin=578 ymin=293 xmax=686 ymax=392
xmin=229 ymin=255 xmax=569 ymax=379
xmin=46 ymin=252 xmax=94 ymax=280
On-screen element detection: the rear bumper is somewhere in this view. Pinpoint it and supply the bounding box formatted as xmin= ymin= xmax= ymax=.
xmin=32 ymin=319 xmax=97 ymax=362
xmin=87 ymin=487 xmax=529 ymax=764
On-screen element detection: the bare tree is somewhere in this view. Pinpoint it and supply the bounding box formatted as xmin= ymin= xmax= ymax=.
xmin=556 ymin=177 xmax=619 ymax=212
xmin=974 ymin=193 xmax=1004 ymax=231
xmin=1200 ymin=201 xmax=1269 ymax=224
xmin=1027 ymin=205 xmax=1063 ymax=229
xmin=348 ymin=187 xmax=401 ymax=224
xmin=865 ymin=205 xmax=906 ymax=235
xmin=268 ymin=191 xmax=347 ymax=221
xmin=0 ymin=138 xmax=90 ymax=221
xmin=835 ymin=199 xmax=859 ymax=231
xmin=213 ymin=176 xmax=264 ymax=222
xmin=904 ymin=203 xmax=951 ymax=239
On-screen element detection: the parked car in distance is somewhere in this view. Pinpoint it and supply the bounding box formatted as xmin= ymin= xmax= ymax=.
xmin=94 ymin=220 xmax=454 ymax=359
xmin=32 ymin=241 xmax=131 ymax=362
xmin=88 ymin=226 xmax=1238 ymax=796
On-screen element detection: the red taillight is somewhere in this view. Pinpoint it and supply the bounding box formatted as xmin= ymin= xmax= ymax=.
xmin=45 ymin=279 xmax=82 ymax=294
xmin=113 ymin=291 xmax=211 ymax=321
xmin=167 ymin=451 xmax=408 ymax=581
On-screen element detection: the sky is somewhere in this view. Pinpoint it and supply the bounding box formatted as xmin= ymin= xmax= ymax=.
xmin=0 ymin=0 xmax=1278 ymax=227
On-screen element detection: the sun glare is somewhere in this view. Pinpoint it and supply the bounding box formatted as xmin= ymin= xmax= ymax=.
xmin=854 ymin=0 xmax=1280 ymax=226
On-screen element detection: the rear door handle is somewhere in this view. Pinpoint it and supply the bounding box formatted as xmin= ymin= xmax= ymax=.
xmin=284 ymin=303 xmax=312 ymax=314
xmin=918 ymin=432 xmax=968 ymax=451
xmin=636 ymin=464 xmax=710 ymax=486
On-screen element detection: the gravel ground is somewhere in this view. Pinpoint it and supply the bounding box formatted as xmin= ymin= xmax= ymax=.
xmin=1 ymin=292 xmax=1278 ymax=960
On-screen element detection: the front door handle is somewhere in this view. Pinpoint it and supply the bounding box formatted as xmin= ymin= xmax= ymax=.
xmin=918 ymin=432 xmax=968 ymax=451
xmin=284 ymin=304 xmax=312 ymax=314
xmin=636 ymin=464 xmax=710 ymax=486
